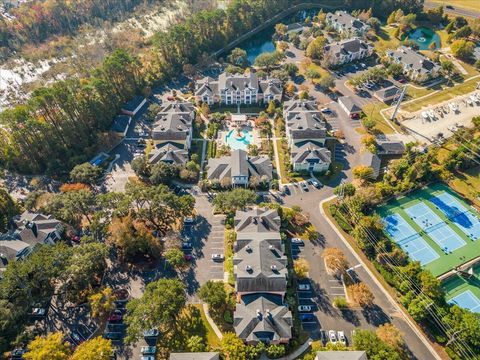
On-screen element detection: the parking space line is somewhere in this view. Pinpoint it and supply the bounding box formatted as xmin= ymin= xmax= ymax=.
xmin=330 ymin=286 xmax=344 ymax=289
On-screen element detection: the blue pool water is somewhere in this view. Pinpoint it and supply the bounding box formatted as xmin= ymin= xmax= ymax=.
xmin=225 ymin=129 xmax=253 ymax=150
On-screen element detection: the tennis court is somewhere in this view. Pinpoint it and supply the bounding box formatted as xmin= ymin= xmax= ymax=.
xmin=383 ymin=214 xmax=440 ymax=265
xmin=405 ymin=202 xmax=466 ymax=253
xmin=430 ymin=192 xmax=480 ymax=241
xmin=448 ymin=290 xmax=480 ymax=313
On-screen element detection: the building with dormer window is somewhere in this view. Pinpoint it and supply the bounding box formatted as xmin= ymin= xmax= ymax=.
xmin=326 ymin=11 xmax=369 ymax=37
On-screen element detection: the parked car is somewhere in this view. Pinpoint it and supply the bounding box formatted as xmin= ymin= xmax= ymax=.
xmin=291 ymin=238 xmax=304 ymax=246
xmin=298 ymin=284 xmax=311 ymax=291
xmin=104 ymin=332 xmax=122 ymax=341
xmin=184 ymin=217 xmax=195 ymax=225
xmin=338 ymin=330 xmax=346 ymax=345
xmin=320 ymin=107 xmax=332 ymax=114
xmin=31 ymin=307 xmax=46 ymax=317
xmin=71 ymin=332 xmax=84 ymax=344
xmin=311 ymin=180 xmax=321 ymax=189
xmin=141 ymin=357 xmax=155 ymax=360
xmin=329 ymin=330 xmax=337 ymax=344
xmin=398 ymin=78 xmax=407 ymax=83
xmin=211 ymin=254 xmax=224 ymax=261
xmin=300 ymin=313 xmax=315 ymax=321
xmin=108 ymin=310 xmax=123 ymax=322
xmin=141 ymin=346 xmax=157 ymax=355
xmin=283 ymin=185 xmax=290 ymax=195
xmin=184 ymin=254 xmax=194 ymax=261
xmin=350 ymin=113 xmax=360 ymax=120
xmin=181 ymin=242 xmax=193 ymax=250
xmin=300 ymin=182 xmax=309 ymax=191
xmin=11 ymin=348 xmax=26 ymax=359
xmin=298 ymin=305 xmax=312 ymax=312
xmin=143 ymin=329 xmax=159 ymax=339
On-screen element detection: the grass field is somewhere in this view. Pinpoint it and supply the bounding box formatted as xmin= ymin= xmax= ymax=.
xmin=363 ymin=102 xmax=403 ymax=134
xmin=428 ymin=0 xmax=480 ymax=12
xmin=373 ymin=26 xmax=401 ymax=54
xmin=193 ymin=304 xmax=221 ymax=348
xmin=378 ymin=183 xmax=480 ymax=277
xmin=400 ymin=76 xmax=480 ymax=113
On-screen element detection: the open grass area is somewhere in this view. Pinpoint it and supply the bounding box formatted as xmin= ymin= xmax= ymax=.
xmin=362 ymin=102 xmax=400 ymax=134
xmin=275 ymin=139 xmax=289 ymax=182
xmin=378 ymin=183 xmax=480 ymax=277
xmin=304 ymin=63 xmax=331 ymax=84
xmin=372 ymin=26 xmax=401 ymax=54
xmin=192 ymin=304 xmax=221 ymax=348
xmin=400 ymin=76 xmax=480 ymax=113
xmin=427 ymin=0 xmax=480 ymax=13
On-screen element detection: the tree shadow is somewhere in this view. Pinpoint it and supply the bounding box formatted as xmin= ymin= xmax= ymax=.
xmin=310 ymin=233 xmax=326 ymax=247
xmin=339 ymin=308 xmax=361 ymax=326
xmin=361 ymin=304 xmax=390 ymax=326
xmin=311 ymin=282 xmax=336 ymax=316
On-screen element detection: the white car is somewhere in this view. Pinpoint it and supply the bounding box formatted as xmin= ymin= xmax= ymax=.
xmin=300 ymin=182 xmax=309 ymax=191
xmin=298 ymin=305 xmax=312 ymax=312
xmin=211 ymin=254 xmax=224 ymax=261
xmin=141 ymin=357 xmax=155 ymax=360
xmin=329 ymin=330 xmax=337 ymax=344
xmin=32 ymin=308 xmax=46 ymax=316
xmin=337 ymin=330 xmax=346 ymax=344
xmin=291 ymin=238 xmax=304 ymax=246
xmin=298 ymin=284 xmax=310 ymax=291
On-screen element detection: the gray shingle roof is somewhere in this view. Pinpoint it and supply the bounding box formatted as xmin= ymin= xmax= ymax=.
xmin=315 ymin=351 xmax=367 ymax=360
xmin=374 ymin=86 xmax=400 ymax=101
xmin=169 ymin=353 xmax=220 ymax=360
xmin=326 ymin=11 xmax=368 ymax=33
xmin=14 ymin=211 xmax=61 ymax=245
xmin=234 ymin=208 xmax=281 ymax=233
xmin=207 ymin=150 xmax=272 ymax=182
xmin=324 ymin=38 xmax=371 ymax=58
xmin=152 ymin=101 xmax=194 ymax=141
xmin=291 ymin=142 xmax=332 ymax=166
xmin=338 ymin=96 xmax=362 ymax=113
xmin=387 ymin=46 xmax=440 ymax=75
xmin=284 ymin=100 xmax=327 ymax=141
xmin=234 ymin=293 xmax=292 ymax=343
xmin=148 ymin=143 xmax=188 ymax=166
xmin=376 ymin=140 xmax=405 ymax=155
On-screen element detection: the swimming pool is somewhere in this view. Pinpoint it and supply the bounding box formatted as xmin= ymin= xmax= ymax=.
xmin=224 ymin=129 xmax=253 ymax=150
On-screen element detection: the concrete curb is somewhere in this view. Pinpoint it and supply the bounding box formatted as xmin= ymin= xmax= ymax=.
xmin=202 ymin=303 xmax=223 ymax=340
xmin=318 ymin=196 xmax=442 ymax=360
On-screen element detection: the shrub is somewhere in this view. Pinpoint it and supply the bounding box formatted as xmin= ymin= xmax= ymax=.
xmin=333 ymin=297 xmax=348 ymax=309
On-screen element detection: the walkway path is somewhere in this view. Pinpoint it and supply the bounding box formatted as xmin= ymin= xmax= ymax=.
xmin=202 ymin=303 xmax=223 ymax=340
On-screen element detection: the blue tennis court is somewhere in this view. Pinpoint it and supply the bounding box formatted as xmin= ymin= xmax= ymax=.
xmin=405 ymin=202 xmax=466 ymax=253
xmin=448 ymin=290 xmax=480 ymax=313
xmin=430 ymin=192 xmax=480 ymax=241
xmin=383 ymin=214 xmax=439 ymax=265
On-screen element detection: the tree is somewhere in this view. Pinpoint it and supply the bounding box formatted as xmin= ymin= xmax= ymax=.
xmin=299 ymin=90 xmax=309 ymax=100
xmin=266 ymin=344 xmax=286 ymax=358
xmin=283 ymin=63 xmax=298 ymax=77
xmin=198 ymin=281 xmax=227 ymax=310
xmin=376 ymin=323 xmax=404 ymax=351
xmin=182 ymin=63 xmax=196 ymax=78
xmin=440 ymin=59 xmax=456 ymax=83
xmin=352 ymin=329 xmax=401 ymax=360
xmin=450 ymin=39 xmax=475 ymax=61
xmin=165 ymin=248 xmax=187 ymax=270
xmin=285 ymin=82 xmax=296 ymax=96
xmin=228 ymin=48 xmax=249 ymax=68
xmin=388 ymin=63 xmax=404 ymax=78
xmin=317 ymin=74 xmax=335 ymax=91
xmin=88 ymin=287 xmax=115 ymax=319
xmin=0 ymin=188 xmax=17 ymax=232
xmin=71 ymin=337 xmax=113 ymax=360
xmin=254 ymin=51 xmax=284 ymax=70
xmin=147 ymin=104 xmax=162 ymax=122
xmin=294 ymin=258 xmax=309 ymax=279
xmin=267 ymin=100 xmax=276 ymax=115
xmin=333 ymin=183 xmax=356 ymax=197
xmin=24 ymin=332 xmax=71 ymax=360
xmin=362 ymin=117 xmax=376 ymax=133
xmin=187 ymin=335 xmax=206 ymax=352
xmin=361 ymin=135 xmax=377 ymax=153
xmin=322 ymin=248 xmax=349 ymax=274
xmin=275 ymin=23 xmax=288 ymax=38
xmin=387 ymin=12 xmax=396 ymax=25
xmin=131 ymin=156 xmax=150 ymax=178
xmin=348 ymin=283 xmax=374 ymax=307
xmin=247 ymin=144 xmax=259 ymax=156
xmin=306 ymin=36 xmax=326 ymax=60
xmin=70 ymin=163 xmax=103 ymax=185
xmin=149 ymin=162 xmax=178 ymax=185
xmin=221 ymin=333 xmax=246 ymax=360
xmin=452 ymin=25 xmax=472 ymax=40
xmin=212 ymin=188 xmax=257 ymax=214
xmin=125 ymin=279 xmax=186 ymax=343
xmin=353 ymin=165 xmax=375 ymax=182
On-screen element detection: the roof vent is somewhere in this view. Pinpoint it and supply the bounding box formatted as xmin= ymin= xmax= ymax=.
xmin=256 ymin=309 xmax=262 ymax=319
xmin=246 ymin=265 xmax=253 ymax=272
xmin=246 ymin=245 xmax=252 ymax=252
xmin=269 ymin=245 xmax=275 ymax=250
xmin=271 ymin=265 xmax=277 ymax=271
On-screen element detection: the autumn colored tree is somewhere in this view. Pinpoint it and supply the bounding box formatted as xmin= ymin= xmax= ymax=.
xmin=24 ymin=332 xmax=71 ymax=360
xmin=376 ymin=323 xmax=404 ymax=351
xmin=352 ymin=165 xmax=375 ymax=182
xmin=60 ymin=183 xmax=91 ymax=192
xmin=221 ymin=333 xmax=247 ymax=360
xmin=88 ymin=287 xmax=116 ymax=319
xmin=294 ymin=259 xmax=310 ymax=279
xmin=348 ymin=283 xmax=374 ymax=307
xmin=322 ymin=248 xmax=349 ymax=275
xmin=71 ymin=337 xmax=113 ymax=360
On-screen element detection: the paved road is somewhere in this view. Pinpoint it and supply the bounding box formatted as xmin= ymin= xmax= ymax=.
xmin=424 ymin=1 xmax=480 ymax=18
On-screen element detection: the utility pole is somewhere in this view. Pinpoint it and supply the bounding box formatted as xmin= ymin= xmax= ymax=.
xmin=390 ymin=85 xmax=407 ymax=121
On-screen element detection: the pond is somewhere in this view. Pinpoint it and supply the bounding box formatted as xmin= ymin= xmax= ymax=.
xmin=407 ymin=27 xmax=441 ymax=50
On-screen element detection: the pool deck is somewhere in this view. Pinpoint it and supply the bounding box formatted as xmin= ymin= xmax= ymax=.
xmin=378 ymin=183 xmax=480 ymax=277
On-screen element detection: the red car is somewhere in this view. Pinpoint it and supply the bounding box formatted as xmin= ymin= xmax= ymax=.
xmin=398 ymin=78 xmax=407 ymax=83
xmin=108 ymin=310 xmax=123 ymax=322
xmin=184 ymin=254 xmax=194 ymax=261
xmin=350 ymin=113 xmax=360 ymax=119
xmin=71 ymin=235 xmax=81 ymax=243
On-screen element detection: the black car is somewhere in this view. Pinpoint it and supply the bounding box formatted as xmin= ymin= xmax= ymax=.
xmin=181 ymin=242 xmax=193 ymax=250
xmin=104 ymin=332 xmax=123 ymax=341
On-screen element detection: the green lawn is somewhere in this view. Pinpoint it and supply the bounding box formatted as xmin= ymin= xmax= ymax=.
xmin=401 ymin=76 xmax=480 ymax=113
xmin=373 ymin=26 xmax=401 ymax=55
xmin=193 ymin=304 xmax=221 ymax=348
xmin=362 ymin=102 xmax=399 ymax=134
xmin=378 ymin=183 xmax=480 ymax=277
xmin=427 ymin=0 xmax=480 ymax=13
xmin=275 ymin=139 xmax=289 ymax=182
